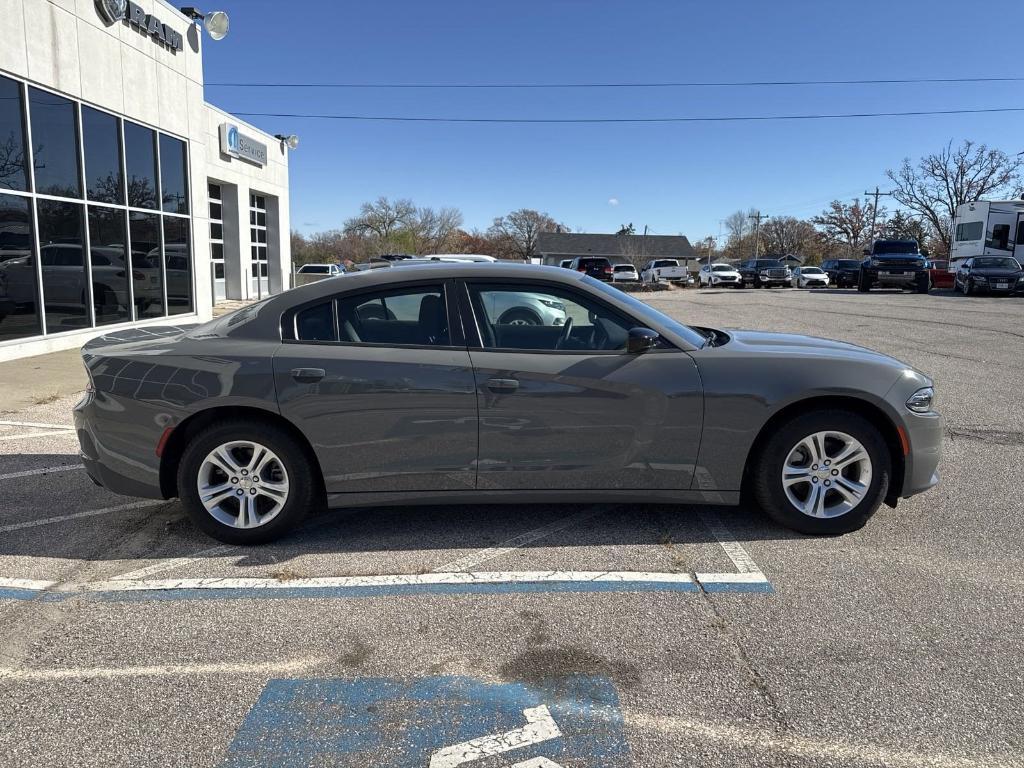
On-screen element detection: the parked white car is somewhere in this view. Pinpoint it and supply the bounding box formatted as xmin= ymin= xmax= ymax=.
xmin=698 ymin=262 xmax=742 ymax=287
xmin=559 ymin=259 xmax=573 ymax=269
xmin=640 ymin=258 xmax=690 ymax=284
xmin=791 ymin=266 xmax=830 ymax=289
xmin=297 ymin=264 xmax=345 ymax=277
xmin=612 ymin=264 xmax=639 ymax=282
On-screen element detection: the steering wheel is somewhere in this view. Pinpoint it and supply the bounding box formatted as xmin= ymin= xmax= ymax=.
xmin=555 ymin=316 xmax=574 ymax=350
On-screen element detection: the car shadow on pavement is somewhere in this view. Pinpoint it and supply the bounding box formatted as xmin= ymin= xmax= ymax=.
xmin=0 ymin=454 xmax=802 ymax=565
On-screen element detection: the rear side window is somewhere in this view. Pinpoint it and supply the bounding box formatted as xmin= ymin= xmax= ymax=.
xmin=339 ymin=285 xmax=449 ymax=346
xmin=956 ymin=222 xmax=983 ymax=242
xmin=295 ymin=302 xmax=336 ymax=342
xmin=294 ymin=285 xmax=450 ymax=346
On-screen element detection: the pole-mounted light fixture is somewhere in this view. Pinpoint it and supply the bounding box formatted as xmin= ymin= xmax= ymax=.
xmin=274 ymin=134 xmax=300 ymax=150
xmin=179 ymin=7 xmax=230 ymax=40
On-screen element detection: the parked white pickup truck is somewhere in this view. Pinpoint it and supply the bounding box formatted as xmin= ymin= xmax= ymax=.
xmin=640 ymin=258 xmax=691 ymax=285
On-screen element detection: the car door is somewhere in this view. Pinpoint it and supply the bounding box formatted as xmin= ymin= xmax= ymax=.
xmin=273 ymin=280 xmax=479 ymax=494
xmin=460 ymin=279 xmax=703 ymax=491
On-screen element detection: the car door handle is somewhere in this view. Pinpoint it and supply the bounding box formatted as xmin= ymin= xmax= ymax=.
xmin=290 ymin=367 xmax=325 ymax=383
xmin=486 ymin=378 xmax=519 ymax=392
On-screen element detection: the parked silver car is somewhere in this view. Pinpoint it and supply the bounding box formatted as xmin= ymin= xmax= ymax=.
xmin=75 ymin=263 xmax=942 ymax=544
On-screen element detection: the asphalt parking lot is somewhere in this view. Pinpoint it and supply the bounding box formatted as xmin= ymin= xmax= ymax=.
xmin=1 ymin=286 xmax=1022 ymax=767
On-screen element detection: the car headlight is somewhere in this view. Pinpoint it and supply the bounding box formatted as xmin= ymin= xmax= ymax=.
xmin=538 ymin=298 xmax=565 ymax=310
xmin=870 ymin=258 xmax=882 ymax=267
xmin=973 ymin=275 xmax=987 ymax=282
xmin=906 ymin=386 xmax=935 ymax=414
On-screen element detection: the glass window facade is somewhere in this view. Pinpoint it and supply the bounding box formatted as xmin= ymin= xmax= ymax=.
xmin=0 ymin=74 xmax=194 ymax=345
xmin=28 ymin=87 xmax=81 ymax=199
xmin=0 ymin=77 xmax=28 ymax=192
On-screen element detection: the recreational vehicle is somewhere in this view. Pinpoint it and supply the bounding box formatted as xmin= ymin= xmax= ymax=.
xmin=949 ymin=200 xmax=1024 ymax=272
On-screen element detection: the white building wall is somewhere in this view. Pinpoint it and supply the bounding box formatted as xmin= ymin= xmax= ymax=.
xmin=0 ymin=0 xmax=291 ymax=362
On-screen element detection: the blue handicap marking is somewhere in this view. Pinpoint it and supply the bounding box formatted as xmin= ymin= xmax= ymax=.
xmin=222 ymin=675 xmax=631 ymax=767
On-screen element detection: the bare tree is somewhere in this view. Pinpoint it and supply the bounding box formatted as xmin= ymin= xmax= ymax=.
xmin=723 ymin=209 xmax=752 ymax=242
xmin=408 ymin=206 xmax=463 ymax=254
xmin=760 ymin=217 xmax=823 ymax=263
xmin=883 ymin=211 xmax=932 ymax=253
xmin=487 ymin=209 xmax=568 ymax=261
xmin=343 ymin=197 xmax=416 ymax=242
xmin=886 ymin=140 xmax=1024 ymax=255
xmin=813 ymin=198 xmax=882 ymax=257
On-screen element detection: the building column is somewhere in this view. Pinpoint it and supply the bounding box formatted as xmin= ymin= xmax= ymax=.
xmin=220 ymin=181 xmax=251 ymax=300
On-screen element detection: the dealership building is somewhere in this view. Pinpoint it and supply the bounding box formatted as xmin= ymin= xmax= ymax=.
xmin=0 ymin=0 xmax=293 ymax=361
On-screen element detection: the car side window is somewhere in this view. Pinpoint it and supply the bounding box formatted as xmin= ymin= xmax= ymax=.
xmin=295 ymin=301 xmax=336 ymax=342
xmin=467 ymin=282 xmax=633 ymax=352
xmin=338 ymin=285 xmax=449 ymax=346
xmin=294 ymin=285 xmax=450 ymax=346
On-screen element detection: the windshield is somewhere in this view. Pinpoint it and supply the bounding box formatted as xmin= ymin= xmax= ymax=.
xmin=838 ymin=260 xmax=861 ymax=268
xmin=653 ymin=260 xmax=678 ymax=268
xmin=299 ymin=265 xmax=330 ymax=273
xmin=753 ymin=260 xmax=784 ymax=268
xmin=974 ymin=257 xmax=1020 ymax=269
xmin=712 ymin=264 xmax=733 ymax=272
xmin=583 ymin=275 xmax=708 ymax=348
xmin=801 ymin=267 xmax=823 ymax=274
xmin=873 ymin=240 xmax=919 ymax=254
xmin=613 ymin=264 xmax=635 ymax=272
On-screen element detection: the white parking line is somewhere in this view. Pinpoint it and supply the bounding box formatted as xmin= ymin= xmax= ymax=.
xmin=0 ymin=657 xmax=324 ymax=682
xmin=76 ymin=570 xmax=697 ymax=594
xmin=433 ymin=506 xmax=607 ymax=572
xmin=0 ymin=464 xmax=83 ymax=481
xmin=0 ymin=500 xmax=164 ymax=534
xmin=110 ymin=545 xmax=236 ymax=581
xmin=0 ymin=431 xmax=78 ymax=441
xmin=0 ymin=420 xmax=74 ymax=430
xmin=696 ymin=509 xmax=765 ymax=576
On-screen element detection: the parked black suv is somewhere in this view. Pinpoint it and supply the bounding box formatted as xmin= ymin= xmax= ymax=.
xmin=821 ymin=258 xmax=862 ymax=288
xmin=737 ymin=259 xmax=791 ymax=288
xmin=858 ymin=240 xmax=929 ymax=293
xmin=569 ymin=256 xmax=614 ymax=281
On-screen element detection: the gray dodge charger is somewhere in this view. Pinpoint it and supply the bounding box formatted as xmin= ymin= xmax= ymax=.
xmin=74 ymin=263 xmax=942 ymax=544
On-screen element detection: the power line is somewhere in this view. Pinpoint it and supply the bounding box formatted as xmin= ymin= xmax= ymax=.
xmin=208 ymin=76 xmax=1024 ymax=90
xmin=232 ymin=106 xmax=1024 ymax=125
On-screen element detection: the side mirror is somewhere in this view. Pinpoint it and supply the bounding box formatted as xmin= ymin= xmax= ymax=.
xmin=627 ymin=327 xmax=659 ymax=354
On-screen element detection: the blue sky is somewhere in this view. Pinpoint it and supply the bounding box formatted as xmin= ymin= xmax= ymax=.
xmin=201 ymin=0 xmax=1024 ymax=239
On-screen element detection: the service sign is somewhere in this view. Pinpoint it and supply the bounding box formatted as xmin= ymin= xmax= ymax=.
xmin=95 ymin=0 xmax=184 ymax=52
xmin=220 ymin=124 xmax=269 ymax=166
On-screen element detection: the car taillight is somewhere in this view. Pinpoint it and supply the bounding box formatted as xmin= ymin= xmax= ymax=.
xmin=577 ymin=267 xmax=586 ymax=272
xmin=603 ymin=267 xmax=613 ymax=274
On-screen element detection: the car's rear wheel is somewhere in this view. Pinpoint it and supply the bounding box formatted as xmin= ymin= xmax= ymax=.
xmin=178 ymin=420 xmax=316 ymax=544
xmin=752 ymin=409 xmax=890 ymax=535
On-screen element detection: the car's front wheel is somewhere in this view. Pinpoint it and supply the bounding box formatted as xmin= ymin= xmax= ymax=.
xmin=752 ymin=409 xmax=890 ymax=535
xmin=178 ymin=420 xmax=318 ymax=544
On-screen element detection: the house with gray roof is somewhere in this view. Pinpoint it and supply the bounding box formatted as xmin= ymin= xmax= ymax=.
xmin=535 ymin=232 xmax=698 ymax=268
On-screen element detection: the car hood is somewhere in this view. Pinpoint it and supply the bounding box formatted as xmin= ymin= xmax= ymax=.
xmin=971 ymin=268 xmax=1022 ymax=278
xmin=722 ymin=329 xmax=910 ymax=371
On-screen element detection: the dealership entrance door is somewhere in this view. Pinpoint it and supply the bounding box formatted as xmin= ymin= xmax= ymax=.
xmin=250 ymin=193 xmax=270 ymax=299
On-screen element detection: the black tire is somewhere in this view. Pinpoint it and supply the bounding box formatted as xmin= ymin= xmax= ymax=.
xmin=857 ymin=271 xmax=871 ymax=292
xmin=177 ymin=420 xmax=318 ymax=544
xmin=963 ymin=279 xmax=974 ymax=296
xmin=751 ymin=409 xmax=891 ymax=535
xmin=915 ymin=273 xmax=930 ymax=294
xmin=498 ymin=308 xmax=542 ymax=325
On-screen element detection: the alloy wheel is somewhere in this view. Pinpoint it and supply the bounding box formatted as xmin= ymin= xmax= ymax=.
xmin=781 ymin=430 xmax=873 ymax=519
xmin=197 ymin=441 xmax=290 ymax=529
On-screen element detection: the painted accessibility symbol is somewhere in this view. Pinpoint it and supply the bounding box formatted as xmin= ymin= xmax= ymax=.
xmin=222 ymin=675 xmax=630 ymax=767
xmin=429 ymin=705 xmax=563 ymax=767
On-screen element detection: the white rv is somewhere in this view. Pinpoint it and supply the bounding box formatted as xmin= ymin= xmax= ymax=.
xmin=949 ymin=200 xmax=1024 ymax=272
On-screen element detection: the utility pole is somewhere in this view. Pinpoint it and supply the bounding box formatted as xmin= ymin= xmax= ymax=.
xmin=749 ymin=211 xmax=768 ymax=259
xmin=864 ymin=186 xmax=894 ymax=240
